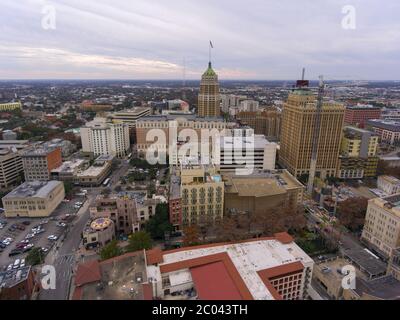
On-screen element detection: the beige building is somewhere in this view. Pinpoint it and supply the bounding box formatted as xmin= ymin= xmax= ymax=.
xmin=361 ymin=194 xmax=400 ymax=259
xmin=377 ymin=175 xmax=400 ymax=196
xmin=75 ymin=155 xmax=112 ymax=186
xmin=82 ymin=218 xmax=115 ymax=249
xmin=223 ymin=169 xmax=303 ymax=218
xmin=279 ymin=88 xmax=345 ymax=179
xmin=0 ymin=102 xmax=22 ymax=112
xmin=80 ymin=117 xmax=130 ymax=158
xmin=198 ymin=62 xmax=220 ymax=118
xmin=170 ymin=163 xmax=224 ymax=229
xmin=110 ymin=107 xmax=151 ymax=129
xmin=2 ymin=181 xmax=65 ymax=217
xmin=0 ymin=149 xmax=24 ymax=189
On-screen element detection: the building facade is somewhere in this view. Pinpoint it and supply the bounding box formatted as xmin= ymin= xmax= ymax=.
xmin=82 ymin=218 xmax=115 ymax=249
xmin=279 ymin=88 xmax=345 ymax=179
xmin=198 ymin=62 xmax=220 ymax=118
xmin=21 ymin=145 xmax=62 ymax=182
xmin=81 ymin=117 xmax=130 ymax=158
xmin=344 ymin=104 xmax=381 ymax=128
xmin=377 ymin=175 xmax=400 ymax=196
xmin=2 ymin=181 xmax=65 ymax=217
xmin=0 ymin=149 xmax=24 ymax=189
xmin=0 ymin=102 xmax=22 ymax=112
xmin=366 ymin=119 xmax=400 ymax=145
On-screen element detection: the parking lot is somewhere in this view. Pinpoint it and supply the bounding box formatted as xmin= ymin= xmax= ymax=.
xmin=0 ymin=194 xmax=87 ymax=270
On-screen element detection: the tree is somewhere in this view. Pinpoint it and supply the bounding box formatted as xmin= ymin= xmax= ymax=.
xmin=100 ymin=240 xmax=123 ymax=260
xmin=63 ymin=181 xmax=74 ymax=197
xmin=182 ymin=226 xmax=200 ymax=246
xmin=126 ymin=231 xmax=153 ymax=252
xmin=26 ymin=248 xmax=45 ymax=266
xmin=145 ymin=203 xmax=173 ymax=239
xmin=337 ymin=197 xmax=368 ymax=231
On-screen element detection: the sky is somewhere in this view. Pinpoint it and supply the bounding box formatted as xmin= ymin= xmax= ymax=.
xmin=0 ymin=0 xmax=399 ymax=80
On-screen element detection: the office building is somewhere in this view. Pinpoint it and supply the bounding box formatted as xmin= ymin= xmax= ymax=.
xmin=0 ymin=149 xmax=24 ymax=189
xmin=361 ymin=194 xmax=400 ymax=259
xmin=377 ymin=175 xmax=400 ymax=196
xmin=21 ymin=145 xmax=62 ymax=182
xmin=224 ymin=169 xmax=303 ymax=217
xmin=110 ymin=107 xmax=151 ymax=129
xmin=236 ymin=108 xmax=281 ymax=141
xmin=145 ymin=232 xmax=314 ymax=300
xmin=2 ymin=181 xmax=65 ymax=217
xmin=344 ymin=104 xmax=381 ymax=128
xmin=0 ymin=102 xmax=22 ymax=112
xmin=80 ymin=117 xmax=130 ymax=158
xmin=279 ymin=87 xmax=345 ymax=179
xmin=366 ymin=119 xmax=400 ymax=145
xmin=198 ymin=62 xmax=220 ymax=117
xmin=337 ymin=126 xmax=379 ymax=179
xmin=219 ymin=134 xmax=277 ymax=172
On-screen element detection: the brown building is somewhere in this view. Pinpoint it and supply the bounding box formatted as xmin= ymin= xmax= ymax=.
xmin=198 ymin=62 xmax=220 ymax=118
xmin=0 ymin=266 xmax=36 ymax=300
xmin=344 ymin=104 xmax=381 ymax=128
xmin=223 ymin=169 xmax=304 ymax=218
xmin=279 ymin=87 xmax=345 ymax=179
xmin=236 ymin=108 xmax=281 ymax=141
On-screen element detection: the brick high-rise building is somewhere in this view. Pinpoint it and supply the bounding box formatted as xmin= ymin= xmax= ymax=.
xmin=198 ymin=62 xmax=220 ymax=117
xmin=279 ymin=87 xmax=345 ymax=179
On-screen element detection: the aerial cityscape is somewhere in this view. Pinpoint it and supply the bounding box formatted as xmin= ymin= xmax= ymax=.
xmin=1 ymin=0 xmax=400 ymax=308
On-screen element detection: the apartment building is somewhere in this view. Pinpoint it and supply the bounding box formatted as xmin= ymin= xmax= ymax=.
xmin=0 ymin=149 xmax=24 ymax=189
xmin=21 ymin=145 xmax=62 ymax=182
xmin=361 ymin=194 xmax=400 ymax=259
xmin=2 ymin=181 xmax=65 ymax=217
xmin=81 ymin=117 xmax=130 ymax=158
xmin=337 ymin=126 xmax=379 ymax=179
xmin=223 ymin=169 xmax=303 ymax=217
xmin=236 ymin=108 xmax=281 ymax=141
xmin=145 ymin=232 xmax=314 ymax=300
xmin=279 ymin=87 xmax=345 ymax=179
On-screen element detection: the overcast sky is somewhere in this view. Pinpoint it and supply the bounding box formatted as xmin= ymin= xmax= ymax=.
xmin=1 ymin=0 xmax=399 ymax=80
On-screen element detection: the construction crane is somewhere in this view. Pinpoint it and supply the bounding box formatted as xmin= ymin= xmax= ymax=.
xmin=307 ymin=75 xmax=325 ymax=195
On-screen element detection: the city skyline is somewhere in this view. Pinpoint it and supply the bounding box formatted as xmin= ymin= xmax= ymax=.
xmin=1 ymin=0 xmax=400 ymax=80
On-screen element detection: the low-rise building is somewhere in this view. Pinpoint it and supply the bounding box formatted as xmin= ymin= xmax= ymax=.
xmin=2 ymin=181 xmax=65 ymax=217
xmin=361 ymin=194 xmax=400 ymax=259
xmin=0 ymin=148 xmax=24 ymax=189
xmin=82 ymin=217 xmax=115 ymax=249
xmin=75 ymin=155 xmax=112 ymax=186
xmin=366 ymin=119 xmax=400 ymax=145
xmin=377 ymin=175 xmax=400 ymax=196
xmin=50 ymin=159 xmax=89 ymax=181
xmin=145 ymin=232 xmax=314 ymax=300
xmin=0 ymin=266 xmax=36 ymax=300
xmin=343 ymin=275 xmax=400 ymax=300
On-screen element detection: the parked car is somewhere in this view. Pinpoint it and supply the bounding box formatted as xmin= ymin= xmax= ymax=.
xmin=47 ymin=235 xmax=58 ymax=241
xmin=22 ymin=221 xmax=31 ymax=226
xmin=13 ymin=259 xmax=20 ymax=269
xmin=20 ymin=258 xmax=26 ymax=268
xmin=9 ymin=249 xmax=22 ymax=257
xmin=7 ymin=264 xmax=13 ymax=271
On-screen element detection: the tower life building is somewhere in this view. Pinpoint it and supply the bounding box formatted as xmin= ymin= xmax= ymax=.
xmin=198 ymin=62 xmax=220 ymax=118
xmin=279 ymin=85 xmax=345 ymax=180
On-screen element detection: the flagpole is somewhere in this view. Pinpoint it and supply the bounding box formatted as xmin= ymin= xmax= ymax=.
xmin=209 ymin=41 xmax=211 ymax=64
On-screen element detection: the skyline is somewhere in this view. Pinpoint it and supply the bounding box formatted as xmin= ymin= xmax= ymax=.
xmin=1 ymin=0 xmax=400 ymax=80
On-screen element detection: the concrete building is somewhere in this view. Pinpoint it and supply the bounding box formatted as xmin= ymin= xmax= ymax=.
xmin=239 ymin=100 xmax=259 ymax=112
xmin=82 ymin=217 xmax=115 ymax=249
xmin=223 ymin=169 xmax=304 ymax=218
xmin=279 ymin=86 xmax=345 ymax=179
xmin=2 ymin=130 xmax=17 ymax=140
xmin=387 ymin=248 xmax=400 ymax=281
xmin=21 ymin=145 xmax=62 ymax=182
xmin=0 ymin=148 xmax=24 ymax=189
xmin=43 ymin=138 xmax=77 ymax=158
xmin=198 ymin=62 xmax=220 ymax=118
xmin=75 ymin=155 xmax=112 ymax=187
xmin=366 ymin=119 xmax=400 ymax=145
xmin=337 ymin=126 xmax=379 ymax=179
xmin=0 ymin=102 xmax=22 ymax=112
xmin=377 ymin=175 xmax=400 ymax=196
xmin=0 ymin=140 xmax=29 ymax=151
xmin=2 ymin=181 xmax=65 ymax=217
xmin=220 ymin=94 xmax=247 ymax=113
xmin=169 ymin=163 xmax=224 ymax=229
xmin=343 ymin=275 xmax=400 ymax=300
xmin=110 ymin=107 xmax=151 ymax=129
xmin=344 ymin=104 xmax=381 ymax=128
xmin=219 ymin=134 xmax=277 ymax=173
xmin=236 ymin=108 xmax=281 ymax=141
xmin=89 ymin=191 xmax=158 ymax=235
xmin=80 ymin=117 xmax=130 ymax=158
xmin=145 ymin=232 xmax=314 ymax=300
xmin=361 ymin=194 xmax=400 ymax=259
xmin=50 ymin=159 xmax=89 ymax=181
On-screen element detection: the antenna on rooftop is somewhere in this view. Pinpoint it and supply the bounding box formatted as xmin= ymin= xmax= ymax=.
xmin=182 ymin=57 xmax=187 ymax=101
xmin=301 ymin=67 xmax=305 ymax=81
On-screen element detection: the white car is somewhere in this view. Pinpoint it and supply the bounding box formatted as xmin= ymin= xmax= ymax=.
xmin=47 ymin=235 xmax=58 ymax=241
xmin=25 ymin=233 xmax=35 ymax=239
xmin=41 ymin=247 xmax=49 ymax=253
xmin=4 ymin=237 xmax=13 ymax=242
xmin=20 ymin=258 xmax=25 ymax=268
xmin=7 ymin=264 xmax=12 ymax=271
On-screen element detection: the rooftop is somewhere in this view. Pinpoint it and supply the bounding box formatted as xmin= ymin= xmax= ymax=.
xmin=342 ymin=248 xmax=387 ymax=278
xmin=51 ymin=159 xmax=86 ymax=174
xmin=0 ymin=266 xmax=31 ymax=289
xmin=366 ymin=119 xmax=400 ymax=131
xmin=22 ymin=144 xmax=60 ymax=157
xmin=4 ymin=180 xmax=63 ymax=199
xmin=354 ymin=275 xmax=400 ymax=300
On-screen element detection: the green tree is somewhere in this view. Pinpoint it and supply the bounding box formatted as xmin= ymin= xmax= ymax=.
xmin=100 ymin=240 xmax=123 ymax=260
xmin=63 ymin=181 xmax=74 ymax=197
xmin=126 ymin=231 xmax=153 ymax=252
xmin=26 ymin=248 xmax=45 ymax=266
xmin=145 ymin=203 xmax=173 ymax=239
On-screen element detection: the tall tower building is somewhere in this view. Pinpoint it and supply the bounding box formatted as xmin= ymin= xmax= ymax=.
xmin=279 ymin=85 xmax=345 ymax=180
xmin=198 ymin=62 xmax=220 ymax=117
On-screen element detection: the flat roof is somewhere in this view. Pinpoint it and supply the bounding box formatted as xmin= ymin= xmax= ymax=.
xmin=342 ymin=248 xmax=387 ymax=278
xmin=366 ymin=119 xmax=400 ymax=131
xmin=0 ymin=266 xmax=31 ymax=289
xmin=4 ymin=180 xmax=63 ymax=199
xmin=51 ymin=159 xmax=86 ymax=173
xmin=354 ymin=276 xmax=400 ymax=300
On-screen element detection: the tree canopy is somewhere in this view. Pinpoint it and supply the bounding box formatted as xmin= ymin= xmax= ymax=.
xmin=337 ymin=197 xmax=368 ymax=231
xmin=125 ymin=231 xmax=153 ymax=252
xmin=99 ymin=240 xmax=123 ymax=260
xmin=145 ymin=203 xmax=173 ymax=239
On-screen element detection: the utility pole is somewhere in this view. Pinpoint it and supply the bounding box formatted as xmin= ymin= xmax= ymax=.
xmin=307 ymin=75 xmax=324 ymax=195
